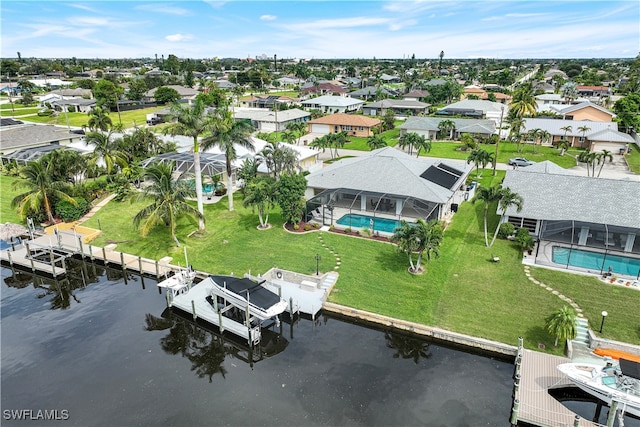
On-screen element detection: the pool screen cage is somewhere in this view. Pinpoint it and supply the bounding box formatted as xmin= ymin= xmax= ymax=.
xmin=533 ymin=219 xmax=640 ymax=279
xmin=305 ymin=188 xmax=440 ymax=231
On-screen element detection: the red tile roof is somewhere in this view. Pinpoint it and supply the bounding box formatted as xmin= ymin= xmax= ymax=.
xmin=308 ymin=113 xmax=381 ymax=127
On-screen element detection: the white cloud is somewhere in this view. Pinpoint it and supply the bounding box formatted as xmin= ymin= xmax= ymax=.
xmin=165 ymin=33 xmax=194 ymax=42
xmin=135 ymin=4 xmax=192 ymax=16
xmin=260 ymin=15 xmax=277 ymax=21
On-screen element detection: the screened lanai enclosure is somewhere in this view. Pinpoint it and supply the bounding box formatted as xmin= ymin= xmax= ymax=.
xmin=306 ymin=188 xmax=441 ymax=234
xmin=140 ymin=152 xmax=236 ymax=197
xmin=531 ymin=219 xmax=640 ymax=279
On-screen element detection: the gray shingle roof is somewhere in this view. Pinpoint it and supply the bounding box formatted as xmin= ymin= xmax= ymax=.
xmin=398 ymin=116 xmax=496 ymax=133
xmin=522 ymin=118 xmax=617 ymax=137
xmin=306 ymin=147 xmax=472 ymax=204
xmin=502 ymin=170 xmax=640 ymax=228
xmin=0 ymin=124 xmax=83 ymax=152
xmin=440 ymin=99 xmax=505 ymax=114
xmin=363 ymin=99 xmax=430 ymax=109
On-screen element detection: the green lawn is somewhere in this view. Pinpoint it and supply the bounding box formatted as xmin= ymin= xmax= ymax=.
xmin=18 ymin=106 xmax=165 ymax=129
xmin=626 ymin=143 xmax=640 ymax=174
xmin=2 ymin=173 xmax=638 ymax=351
xmin=0 ymin=175 xmax=24 ymax=224
xmin=0 ymin=106 xmax=41 ymax=116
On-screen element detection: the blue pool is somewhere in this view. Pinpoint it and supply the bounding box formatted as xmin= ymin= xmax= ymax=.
xmin=336 ymin=213 xmax=402 ymax=233
xmin=552 ymin=246 xmax=640 ymax=277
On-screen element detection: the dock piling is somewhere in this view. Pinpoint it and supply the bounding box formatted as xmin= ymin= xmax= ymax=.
xmin=102 ymin=247 xmax=107 ymax=264
xmin=510 ymin=399 xmax=519 ymax=426
xmin=120 ymin=252 xmax=125 ymax=270
xmin=191 ymin=300 xmax=197 ymax=320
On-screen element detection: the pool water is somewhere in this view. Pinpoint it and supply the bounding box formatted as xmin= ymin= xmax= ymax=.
xmin=336 ymin=213 xmax=402 ymax=233
xmin=552 ymin=246 xmax=640 ymax=277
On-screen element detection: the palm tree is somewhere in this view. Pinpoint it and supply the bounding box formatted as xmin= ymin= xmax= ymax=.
xmin=437 ymin=119 xmax=456 ymax=140
xmin=201 ymin=106 xmax=255 ymax=211
xmin=286 ymin=121 xmax=307 ymax=145
xmin=258 ymin=142 xmax=299 ymax=179
xmin=163 ymin=98 xmax=214 ymax=229
xmin=280 ymin=130 xmax=297 ymax=145
xmin=414 ymin=134 xmax=431 ymax=158
xmin=489 ymin=187 xmax=524 ymax=247
xmin=596 ymin=149 xmax=613 ymax=177
xmin=11 ymin=158 xmax=77 ymax=224
xmin=545 ymin=305 xmax=577 ymax=347
xmin=366 ymin=134 xmax=387 ymax=151
xmin=560 ymin=125 xmax=573 ymax=145
xmin=242 ymin=177 xmax=277 ymax=229
xmin=577 ymin=151 xmax=597 ymax=177
xmin=577 ymin=125 xmax=591 ymax=148
xmin=327 ymin=131 xmax=348 ymax=159
xmin=472 ymin=185 xmax=502 ymax=247
xmin=391 ymin=219 xmax=443 ymax=273
xmin=438 ymin=50 xmax=444 ymax=74
xmin=87 ymin=107 xmax=113 ymax=132
xmin=132 ymin=162 xmax=204 ymax=247
xmin=510 ymin=83 xmax=538 ymax=118
xmin=467 ymin=148 xmax=494 ymax=178
xmin=398 ymin=132 xmax=417 ymax=155
xmin=557 ymin=140 xmax=571 ymax=156
xmin=84 ymin=131 xmax=129 ymax=175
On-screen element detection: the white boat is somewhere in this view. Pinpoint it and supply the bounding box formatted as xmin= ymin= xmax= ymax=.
xmin=157 ymin=268 xmax=196 ymax=296
xmin=208 ymin=275 xmax=288 ymax=321
xmin=557 ymin=359 xmax=640 ymax=418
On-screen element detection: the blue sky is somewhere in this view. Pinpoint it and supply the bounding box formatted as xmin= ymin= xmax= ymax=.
xmin=1 ymin=1 xmax=638 ymax=60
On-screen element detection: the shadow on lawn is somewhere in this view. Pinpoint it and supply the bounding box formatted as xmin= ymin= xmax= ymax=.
xmin=374 ymin=245 xmax=412 ymax=273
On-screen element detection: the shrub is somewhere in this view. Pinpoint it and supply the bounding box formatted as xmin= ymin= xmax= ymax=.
xmin=344 ymin=227 xmax=351 ymax=234
xmin=361 ymin=228 xmax=371 ymax=237
xmin=313 ymin=222 xmax=320 ymax=229
xmin=498 ymin=222 xmax=515 ymax=239
xmin=37 ymin=109 xmax=53 ymax=116
xmin=329 ymin=224 xmax=335 ymax=231
xmin=515 ymin=228 xmax=534 ymax=252
xmin=303 ymin=223 xmax=312 ymax=231
xmin=55 ymin=197 xmax=89 ymax=222
xmin=293 ymin=224 xmax=300 ymax=231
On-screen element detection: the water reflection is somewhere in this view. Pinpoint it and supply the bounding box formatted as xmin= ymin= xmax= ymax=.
xmin=550 ymin=387 xmax=640 ymax=426
xmin=384 ymin=330 xmax=432 ymax=364
xmin=146 ymin=308 xmax=289 ymax=381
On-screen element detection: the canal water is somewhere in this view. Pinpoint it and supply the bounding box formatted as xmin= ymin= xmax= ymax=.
xmin=0 ymin=259 xmax=618 ymax=427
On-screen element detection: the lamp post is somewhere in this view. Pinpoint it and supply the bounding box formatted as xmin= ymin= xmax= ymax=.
xmin=599 ymin=311 xmax=608 ymax=333
xmin=315 ymin=253 xmax=321 ymax=276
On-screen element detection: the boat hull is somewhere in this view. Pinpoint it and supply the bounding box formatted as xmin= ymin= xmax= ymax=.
xmin=557 ymin=363 xmax=640 ymax=418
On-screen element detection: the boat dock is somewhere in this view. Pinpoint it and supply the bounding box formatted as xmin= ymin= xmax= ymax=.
xmin=512 ymin=347 xmax=600 ymax=427
xmin=0 ymin=226 xmax=175 ymax=279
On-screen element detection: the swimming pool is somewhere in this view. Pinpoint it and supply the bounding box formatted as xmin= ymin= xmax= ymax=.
xmin=336 ymin=213 xmax=402 ymax=234
xmin=552 ymin=246 xmax=640 ymax=277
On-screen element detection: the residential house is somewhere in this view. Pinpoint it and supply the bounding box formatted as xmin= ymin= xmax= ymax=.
xmin=306 ymin=113 xmax=381 ymax=137
xmin=438 ymin=100 xmax=506 ymax=126
xmin=461 ymin=85 xmax=511 ymax=103
xmin=501 ymin=164 xmax=639 ymax=277
xmin=349 ymin=86 xmax=395 ymax=100
xmin=233 ymin=108 xmax=310 ymax=133
xmin=403 ymin=90 xmax=430 ymax=102
xmin=362 ymin=99 xmax=430 ymax=117
xmin=558 ymin=102 xmax=615 ymax=122
xmin=50 ymin=98 xmax=97 ymax=113
xmin=299 ymin=82 xmax=347 ymax=98
xmin=0 ymin=123 xmax=85 ymax=157
xmin=521 ymin=118 xmax=633 ymax=152
xmin=398 ymin=116 xmax=496 ymax=140
xmin=244 ymin=95 xmax=298 ymax=109
xmin=27 ymin=79 xmax=73 ymax=89
xmin=304 ymin=147 xmax=473 ymax=226
xmin=144 ymin=85 xmax=199 ymax=104
xmin=300 ymin=95 xmax=365 ymax=114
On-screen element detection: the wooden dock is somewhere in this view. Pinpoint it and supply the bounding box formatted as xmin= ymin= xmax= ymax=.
xmin=513 ymin=348 xmax=600 ymax=427
xmin=0 ymin=228 xmax=175 ymax=279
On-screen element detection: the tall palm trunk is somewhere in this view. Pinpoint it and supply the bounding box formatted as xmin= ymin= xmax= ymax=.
xmin=193 ymin=139 xmax=205 ymax=229
xmin=483 ymin=207 xmax=490 ymax=247
xmin=226 ymin=163 xmax=234 ymax=211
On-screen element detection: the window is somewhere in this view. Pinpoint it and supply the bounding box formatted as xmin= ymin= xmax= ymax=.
xmin=343 ymin=125 xmax=352 ymax=131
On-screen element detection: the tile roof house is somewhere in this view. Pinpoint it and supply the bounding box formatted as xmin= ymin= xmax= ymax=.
xmin=144 ymin=85 xmax=199 ymax=103
xmin=300 ymin=95 xmax=365 ymax=114
xmin=362 ymin=99 xmax=430 ymax=117
xmin=349 ymin=86 xmax=395 ymax=100
xmin=304 ymin=147 xmax=473 ymax=225
xmin=557 ymin=102 xmax=615 ymax=122
xmin=306 ymin=113 xmax=381 ymax=137
xmin=299 ymin=82 xmax=347 ymax=98
xmin=501 ymin=165 xmax=640 ymax=277
xmin=398 ymin=116 xmax=496 ymax=140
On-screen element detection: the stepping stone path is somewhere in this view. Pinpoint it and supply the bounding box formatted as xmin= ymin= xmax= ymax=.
xmin=523 ymin=265 xmax=584 ymax=318
xmin=317 ymin=233 xmax=342 ymax=271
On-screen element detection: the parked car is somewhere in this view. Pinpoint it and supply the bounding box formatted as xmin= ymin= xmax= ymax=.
xmin=508 ymin=157 xmax=535 ymax=167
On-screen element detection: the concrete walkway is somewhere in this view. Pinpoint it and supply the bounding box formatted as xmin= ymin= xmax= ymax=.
xmin=78 ymin=193 xmax=117 ymax=224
